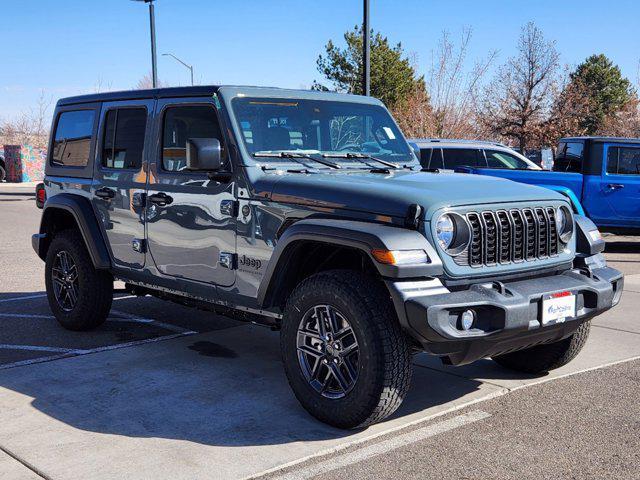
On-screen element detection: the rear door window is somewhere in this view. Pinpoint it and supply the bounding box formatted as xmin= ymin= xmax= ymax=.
xmin=554 ymin=141 xmax=584 ymax=172
xmin=607 ymin=146 xmax=640 ymax=175
xmin=102 ymin=108 xmax=147 ymax=170
xmin=51 ymin=110 xmax=95 ymax=167
xmin=441 ymin=148 xmax=482 ymax=169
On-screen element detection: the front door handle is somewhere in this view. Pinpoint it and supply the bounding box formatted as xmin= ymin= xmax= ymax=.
xmin=148 ymin=192 xmax=174 ymax=206
xmin=607 ymin=183 xmax=625 ymax=191
xmin=95 ymin=187 xmax=116 ymax=200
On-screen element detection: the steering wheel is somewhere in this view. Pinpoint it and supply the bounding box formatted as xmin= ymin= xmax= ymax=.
xmin=336 ymin=144 xmax=361 ymax=152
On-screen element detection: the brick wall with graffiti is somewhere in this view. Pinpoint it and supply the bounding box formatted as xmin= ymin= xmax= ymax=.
xmin=2 ymin=145 xmax=46 ymax=182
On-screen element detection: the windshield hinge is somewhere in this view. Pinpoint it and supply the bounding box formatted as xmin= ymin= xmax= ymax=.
xmin=404 ymin=204 xmax=423 ymax=230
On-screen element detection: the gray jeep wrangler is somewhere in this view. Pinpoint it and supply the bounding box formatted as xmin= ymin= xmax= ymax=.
xmin=33 ymin=86 xmax=623 ymax=429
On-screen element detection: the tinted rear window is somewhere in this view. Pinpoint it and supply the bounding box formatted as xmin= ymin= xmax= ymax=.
xmin=102 ymin=108 xmax=147 ymax=170
xmin=442 ymin=148 xmax=482 ymax=169
xmin=51 ymin=110 xmax=95 ymax=167
xmin=607 ymin=146 xmax=640 ymax=175
xmin=554 ymin=141 xmax=584 ymax=173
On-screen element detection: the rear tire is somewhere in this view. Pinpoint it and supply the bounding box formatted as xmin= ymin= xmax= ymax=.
xmin=0 ymin=164 xmax=5 ymax=182
xmin=492 ymin=322 xmax=591 ymax=374
xmin=280 ymin=270 xmax=412 ymax=429
xmin=45 ymin=229 xmax=113 ymax=331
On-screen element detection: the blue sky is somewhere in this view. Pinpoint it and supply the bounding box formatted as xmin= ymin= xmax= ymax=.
xmin=1 ymin=0 xmax=638 ymax=119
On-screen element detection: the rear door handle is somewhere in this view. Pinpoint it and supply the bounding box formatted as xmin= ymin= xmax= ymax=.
xmin=607 ymin=183 xmax=625 ymax=190
xmin=95 ymin=187 xmax=116 ymax=199
xmin=148 ymin=192 xmax=173 ymax=206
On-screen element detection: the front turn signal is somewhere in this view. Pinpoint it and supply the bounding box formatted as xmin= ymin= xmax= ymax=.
xmin=371 ymin=249 xmax=429 ymax=265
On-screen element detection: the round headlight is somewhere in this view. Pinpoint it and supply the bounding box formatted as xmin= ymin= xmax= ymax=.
xmin=436 ymin=214 xmax=455 ymax=250
xmin=556 ymin=206 xmax=574 ymax=243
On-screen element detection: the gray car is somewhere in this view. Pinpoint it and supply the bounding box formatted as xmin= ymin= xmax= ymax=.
xmin=32 ymin=86 xmax=622 ymax=428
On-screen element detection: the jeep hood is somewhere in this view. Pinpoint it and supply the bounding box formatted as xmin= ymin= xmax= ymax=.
xmin=265 ymin=170 xmax=566 ymax=220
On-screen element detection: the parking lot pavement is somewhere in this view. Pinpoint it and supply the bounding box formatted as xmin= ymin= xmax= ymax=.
xmin=273 ymin=358 xmax=640 ymax=480
xmin=0 ymin=192 xmax=638 ymax=479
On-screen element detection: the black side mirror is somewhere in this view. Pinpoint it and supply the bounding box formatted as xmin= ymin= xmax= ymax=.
xmin=186 ymin=138 xmax=222 ymax=171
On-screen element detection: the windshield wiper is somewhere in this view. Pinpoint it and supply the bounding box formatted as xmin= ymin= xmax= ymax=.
xmin=321 ymin=152 xmax=400 ymax=169
xmin=253 ymin=151 xmax=341 ymax=169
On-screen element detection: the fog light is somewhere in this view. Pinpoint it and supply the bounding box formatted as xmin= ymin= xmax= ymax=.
xmin=460 ymin=310 xmax=475 ymax=330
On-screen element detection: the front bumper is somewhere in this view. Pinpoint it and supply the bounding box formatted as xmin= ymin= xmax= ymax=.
xmin=389 ymin=266 xmax=623 ymax=365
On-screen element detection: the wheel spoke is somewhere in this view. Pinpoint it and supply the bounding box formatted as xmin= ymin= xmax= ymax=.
xmin=67 ymin=264 xmax=78 ymax=282
xmin=339 ymin=342 xmax=358 ymax=358
xmin=324 ymin=306 xmax=338 ymax=335
xmin=329 ymin=363 xmax=350 ymax=392
xmin=309 ymin=358 xmax=323 ymax=381
xmin=319 ymin=367 xmax=333 ymax=393
xmin=297 ymin=344 xmax=323 ymax=359
xmin=313 ymin=306 xmax=327 ymax=338
xmin=299 ymin=328 xmax=322 ymax=342
xmin=67 ymin=284 xmax=78 ymax=306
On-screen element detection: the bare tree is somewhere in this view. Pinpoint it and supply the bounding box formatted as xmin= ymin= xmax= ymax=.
xmin=478 ymin=23 xmax=560 ymax=151
xmin=0 ymin=90 xmax=52 ymax=148
xmin=94 ymin=76 xmax=114 ymax=93
xmin=393 ymin=29 xmax=495 ymax=139
xmin=135 ymin=72 xmax=168 ymax=90
xmin=427 ymin=28 xmax=496 ymax=138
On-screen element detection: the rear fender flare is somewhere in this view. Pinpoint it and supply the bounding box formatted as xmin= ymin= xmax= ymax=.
xmin=37 ymin=193 xmax=111 ymax=269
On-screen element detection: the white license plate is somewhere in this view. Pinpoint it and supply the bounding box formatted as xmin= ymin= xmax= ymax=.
xmin=542 ymin=293 xmax=576 ymax=325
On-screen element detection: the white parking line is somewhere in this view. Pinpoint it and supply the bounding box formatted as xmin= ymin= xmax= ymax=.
xmin=0 ymin=344 xmax=86 ymax=354
xmin=0 ymin=331 xmax=196 ymax=371
xmin=272 ymin=410 xmax=491 ymax=480
xmin=0 ymin=294 xmax=46 ymax=304
xmin=0 ymin=311 xmax=196 ymax=334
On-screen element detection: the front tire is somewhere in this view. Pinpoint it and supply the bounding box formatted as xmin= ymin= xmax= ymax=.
xmin=492 ymin=322 xmax=591 ymax=374
xmin=281 ymin=270 xmax=412 ymax=429
xmin=45 ymin=229 xmax=113 ymax=331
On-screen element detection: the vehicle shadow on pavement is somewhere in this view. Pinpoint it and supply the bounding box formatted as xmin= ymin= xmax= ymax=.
xmin=0 ymin=313 xmax=509 ymax=447
xmin=0 ymin=291 xmax=540 ymax=447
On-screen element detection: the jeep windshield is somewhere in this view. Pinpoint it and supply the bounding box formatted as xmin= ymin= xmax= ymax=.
xmin=231 ymin=97 xmax=417 ymax=167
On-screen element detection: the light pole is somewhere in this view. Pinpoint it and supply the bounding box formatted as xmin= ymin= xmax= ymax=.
xmin=133 ymin=0 xmax=158 ymax=88
xmin=162 ymin=53 xmax=194 ymax=86
xmin=363 ymin=0 xmax=370 ymax=96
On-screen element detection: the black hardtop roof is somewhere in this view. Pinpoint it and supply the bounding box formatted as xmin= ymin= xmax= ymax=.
xmin=561 ymin=136 xmax=640 ymax=144
xmin=56 ymin=84 xmax=381 ymax=107
xmin=57 ymin=85 xmax=221 ymax=106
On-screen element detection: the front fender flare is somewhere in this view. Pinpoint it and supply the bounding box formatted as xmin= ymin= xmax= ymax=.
xmin=257 ymin=218 xmax=442 ymax=307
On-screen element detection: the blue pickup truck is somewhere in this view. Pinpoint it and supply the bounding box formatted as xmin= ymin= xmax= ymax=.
xmin=412 ymin=137 xmax=640 ymax=234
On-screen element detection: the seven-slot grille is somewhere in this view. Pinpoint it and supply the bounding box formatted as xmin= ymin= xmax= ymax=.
xmin=465 ymin=207 xmax=559 ymax=267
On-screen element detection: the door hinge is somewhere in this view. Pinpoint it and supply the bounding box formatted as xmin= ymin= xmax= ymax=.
xmin=132 ymin=238 xmax=147 ymax=253
xmin=132 ymin=192 xmax=146 ymax=208
xmin=219 ymin=252 xmax=237 ymax=270
xmin=220 ymin=200 xmax=239 ymax=217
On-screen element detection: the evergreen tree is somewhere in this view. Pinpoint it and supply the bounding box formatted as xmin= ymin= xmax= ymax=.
xmin=314 ymin=26 xmax=426 ymax=109
xmin=569 ymin=54 xmax=634 ymax=134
